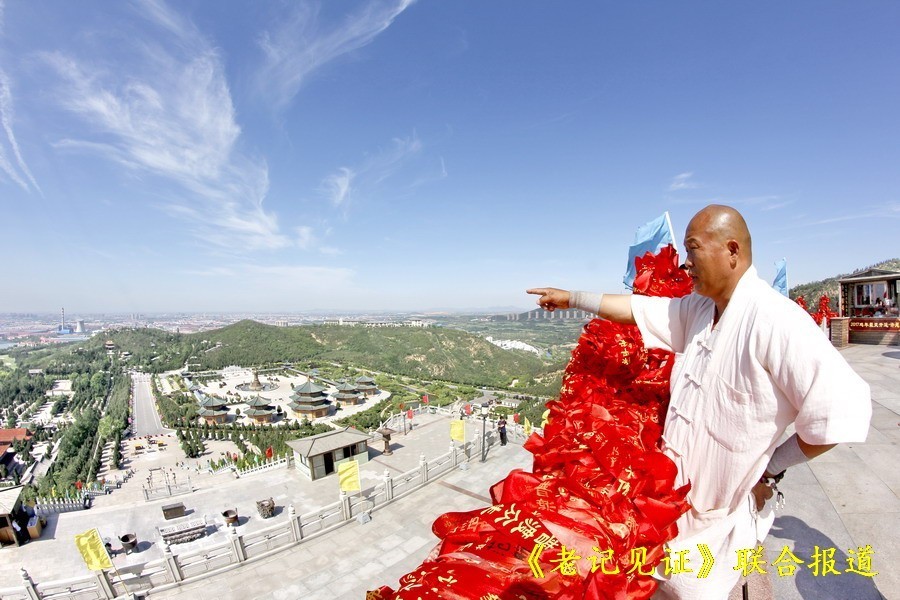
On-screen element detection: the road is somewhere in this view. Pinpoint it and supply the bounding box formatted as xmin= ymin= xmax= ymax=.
xmin=130 ymin=372 xmax=170 ymax=437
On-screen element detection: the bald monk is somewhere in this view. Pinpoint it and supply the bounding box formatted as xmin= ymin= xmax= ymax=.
xmin=528 ymin=205 xmax=871 ymax=599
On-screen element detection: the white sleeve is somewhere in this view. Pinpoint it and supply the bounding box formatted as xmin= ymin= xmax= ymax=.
xmin=757 ymin=304 xmax=872 ymax=444
xmin=629 ymin=295 xmax=689 ymax=353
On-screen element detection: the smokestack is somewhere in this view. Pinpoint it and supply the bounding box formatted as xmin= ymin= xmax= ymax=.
xmin=61 ymin=307 xmax=65 ymax=331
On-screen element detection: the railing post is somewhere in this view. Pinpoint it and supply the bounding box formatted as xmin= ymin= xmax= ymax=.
xmin=229 ymin=526 xmax=246 ymax=563
xmin=450 ymin=443 xmax=458 ymax=467
xmin=94 ymin=569 xmax=115 ymax=599
xmin=162 ymin=542 xmax=183 ymax=582
xmin=288 ymin=504 xmax=302 ymax=542
xmin=419 ymin=453 xmax=428 ymax=485
xmin=20 ymin=568 xmax=41 ymax=600
xmin=339 ymin=491 xmax=351 ymax=521
xmin=383 ymin=470 xmax=393 ymax=502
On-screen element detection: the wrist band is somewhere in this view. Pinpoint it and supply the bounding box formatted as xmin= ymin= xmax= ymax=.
xmin=765 ymin=433 xmax=807 ymax=476
xmin=570 ymin=291 xmax=604 ymax=315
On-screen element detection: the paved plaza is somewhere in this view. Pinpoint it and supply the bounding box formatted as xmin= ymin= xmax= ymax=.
xmin=2 ymin=344 xmax=897 ymax=599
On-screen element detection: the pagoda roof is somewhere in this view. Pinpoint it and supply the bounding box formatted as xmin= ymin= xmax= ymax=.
xmin=245 ymin=395 xmax=272 ymax=408
xmin=243 ymin=407 xmax=274 ymax=416
xmin=198 ymin=408 xmax=228 ymax=417
xmin=335 ymin=380 xmax=358 ymax=392
xmin=333 ymin=391 xmax=361 ymax=401
xmin=355 ymin=376 xmax=375 ymax=384
xmin=294 ymin=380 xmax=326 ymax=394
xmin=289 ymin=399 xmax=332 ymax=412
xmin=199 ymin=396 xmax=226 ymax=409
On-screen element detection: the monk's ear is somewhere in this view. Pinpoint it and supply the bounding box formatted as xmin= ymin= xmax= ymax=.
xmin=727 ymin=240 xmax=740 ymax=264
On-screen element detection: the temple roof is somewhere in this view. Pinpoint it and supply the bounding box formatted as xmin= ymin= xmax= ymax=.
xmin=199 ymin=396 xmax=226 ymax=409
xmin=198 ymin=408 xmax=228 ymax=417
xmin=243 ymin=407 xmax=274 ymax=416
xmin=334 ymin=380 xmax=358 ymax=392
xmin=286 ymin=427 xmax=370 ymax=458
xmin=288 ymin=399 xmax=332 ymax=411
xmin=245 ymin=395 xmax=272 ymax=408
xmin=355 ymin=376 xmax=375 ymax=385
xmin=293 ymin=380 xmax=326 ymax=394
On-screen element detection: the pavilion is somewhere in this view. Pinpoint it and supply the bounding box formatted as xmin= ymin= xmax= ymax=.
xmin=197 ymin=396 xmax=229 ymax=425
xmin=355 ymin=375 xmax=378 ymax=397
xmin=332 ymin=380 xmax=364 ymax=406
xmin=243 ymin=395 xmax=276 ymax=424
xmin=288 ymin=380 xmax=332 ymax=419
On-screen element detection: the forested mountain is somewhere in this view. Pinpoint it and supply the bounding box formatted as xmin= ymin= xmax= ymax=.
xmin=190 ymin=321 xmax=553 ymax=388
xmin=17 ymin=320 xmax=561 ymax=392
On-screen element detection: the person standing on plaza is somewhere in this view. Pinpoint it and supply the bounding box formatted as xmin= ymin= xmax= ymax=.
xmin=497 ymin=416 xmax=508 ymax=446
xmin=527 ymin=204 xmax=871 ymax=598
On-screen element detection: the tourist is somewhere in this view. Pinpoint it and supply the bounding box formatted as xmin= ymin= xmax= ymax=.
xmin=527 ymin=204 xmax=871 ymax=598
xmin=497 ymin=417 xmax=508 ymax=446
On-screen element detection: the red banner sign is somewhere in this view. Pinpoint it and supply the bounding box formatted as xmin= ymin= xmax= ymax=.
xmin=849 ymin=318 xmax=900 ymax=332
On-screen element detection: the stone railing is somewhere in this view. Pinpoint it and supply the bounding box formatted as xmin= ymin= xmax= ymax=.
xmin=207 ymin=463 xmax=235 ymax=475
xmin=233 ymin=455 xmax=290 ymax=478
xmin=33 ymin=494 xmax=90 ymax=517
xmin=1 ymin=442 xmax=480 ymax=600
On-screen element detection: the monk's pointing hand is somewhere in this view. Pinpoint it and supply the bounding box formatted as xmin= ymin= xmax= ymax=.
xmin=526 ymin=288 xmax=570 ymax=312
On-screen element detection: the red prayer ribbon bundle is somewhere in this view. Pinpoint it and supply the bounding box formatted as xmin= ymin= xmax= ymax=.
xmin=370 ymin=245 xmax=693 ymax=600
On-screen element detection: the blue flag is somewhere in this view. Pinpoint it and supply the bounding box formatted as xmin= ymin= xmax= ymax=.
xmin=773 ymin=258 xmax=788 ymax=296
xmin=623 ymin=212 xmax=675 ymax=288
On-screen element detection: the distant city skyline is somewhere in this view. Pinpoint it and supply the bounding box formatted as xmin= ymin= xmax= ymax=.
xmin=1 ymin=2 xmax=898 ymax=313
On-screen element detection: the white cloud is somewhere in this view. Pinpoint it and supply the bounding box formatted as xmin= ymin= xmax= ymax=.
xmin=40 ymin=2 xmax=288 ymax=252
xmin=320 ymin=133 xmax=423 ymax=214
xmin=668 ymin=172 xmax=697 ymax=191
xmin=322 ymin=167 xmax=354 ymax=208
xmin=808 ymin=201 xmax=900 ymax=226
xmin=256 ymin=0 xmax=416 ymax=110
xmin=0 ymin=70 xmax=40 ymax=194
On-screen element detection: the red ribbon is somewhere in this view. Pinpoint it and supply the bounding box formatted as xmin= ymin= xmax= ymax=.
xmin=371 ymin=245 xmax=693 ymax=599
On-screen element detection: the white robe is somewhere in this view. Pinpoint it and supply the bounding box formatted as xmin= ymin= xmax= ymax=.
xmin=630 ymin=266 xmax=871 ymax=599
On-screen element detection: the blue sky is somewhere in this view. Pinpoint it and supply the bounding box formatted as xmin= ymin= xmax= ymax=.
xmin=1 ymin=1 xmax=898 ymax=313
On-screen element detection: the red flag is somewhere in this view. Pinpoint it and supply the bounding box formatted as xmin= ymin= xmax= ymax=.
xmin=422 ymin=395 xmax=429 ymax=404
xmin=265 ymin=446 xmax=273 ymax=459
xmin=464 ymin=403 xmax=472 ymax=415
xmin=75 ymin=480 xmax=82 ymax=490
xmin=407 ymin=409 xmax=414 ymax=420
xmin=399 ymin=402 xmax=404 ymax=410
xmin=512 ymin=413 xmax=520 ymax=424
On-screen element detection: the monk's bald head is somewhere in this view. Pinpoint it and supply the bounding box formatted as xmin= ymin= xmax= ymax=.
xmin=688 ymin=204 xmax=752 ymax=265
xmin=683 ymin=205 xmax=753 ymax=307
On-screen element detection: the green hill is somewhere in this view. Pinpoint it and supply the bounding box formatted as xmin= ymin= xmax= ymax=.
xmin=25 ymin=320 xmax=555 ymax=391
xmin=189 ymin=320 xmax=550 ymax=388
xmin=790 ymin=258 xmax=900 ymax=307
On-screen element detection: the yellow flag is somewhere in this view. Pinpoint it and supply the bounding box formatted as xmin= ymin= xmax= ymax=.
xmin=338 ymin=460 xmax=360 ymax=493
xmin=74 ymin=528 xmax=112 ymax=571
xmin=541 ymin=408 xmax=551 ymax=428
xmin=450 ymin=419 xmax=466 ymax=442
xmin=523 ymin=417 xmax=532 ymax=437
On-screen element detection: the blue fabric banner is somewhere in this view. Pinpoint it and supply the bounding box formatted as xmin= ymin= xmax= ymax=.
xmin=773 ymin=258 xmax=789 ymax=296
xmin=623 ymin=212 xmax=675 ymax=288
